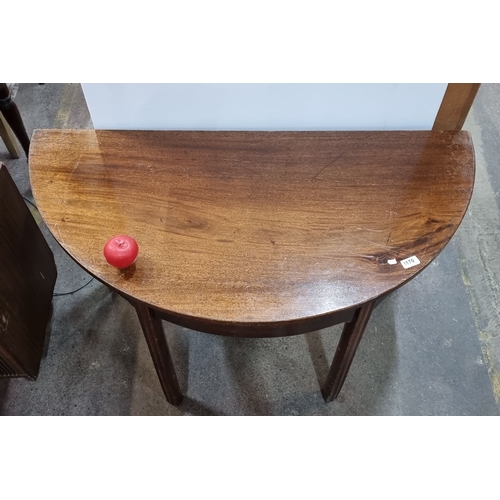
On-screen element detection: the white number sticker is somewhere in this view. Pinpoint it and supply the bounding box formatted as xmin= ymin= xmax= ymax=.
xmin=400 ymin=256 xmax=421 ymax=269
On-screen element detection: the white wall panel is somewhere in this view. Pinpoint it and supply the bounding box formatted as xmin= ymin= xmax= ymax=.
xmin=81 ymin=83 xmax=447 ymax=131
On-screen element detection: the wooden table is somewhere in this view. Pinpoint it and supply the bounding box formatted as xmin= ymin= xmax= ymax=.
xmin=29 ymin=130 xmax=475 ymax=406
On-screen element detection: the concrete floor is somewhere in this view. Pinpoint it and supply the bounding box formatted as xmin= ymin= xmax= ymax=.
xmin=1 ymin=83 xmax=499 ymax=415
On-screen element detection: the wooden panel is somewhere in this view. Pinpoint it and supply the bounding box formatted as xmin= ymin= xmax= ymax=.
xmin=0 ymin=164 xmax=57 ymax=379
xmin=433 ymin=83 xmax=481 ymax=131
xmin=29 ymin=130 xmax=474 ymax=336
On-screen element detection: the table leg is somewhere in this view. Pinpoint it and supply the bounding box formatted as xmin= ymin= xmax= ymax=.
xmin=134 ymin=302 xmax=183 ymax=406
xmin=322 ymin=300 xmax=376 ymax=402
xmin=0 ymin=84 xmax=30 ymax=157
xmin=0 ymin=113 xmax=21 ymax=159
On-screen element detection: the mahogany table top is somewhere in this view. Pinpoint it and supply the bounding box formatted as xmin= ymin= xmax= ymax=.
xmin=29 ymin=130 xmax=474 ymax=332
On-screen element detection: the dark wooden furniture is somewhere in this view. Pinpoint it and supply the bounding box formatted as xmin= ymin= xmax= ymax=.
xmin=0 ymin=83 xmax=30 ymax=157
xmin=29 ymin=130 xmax=475 ymax=405
xmin=0 ymin=164 xmax=57 ymax=378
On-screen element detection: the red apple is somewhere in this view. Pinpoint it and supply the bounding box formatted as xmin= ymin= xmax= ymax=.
xmin=103 ymin=235 xmax=139 ymax=269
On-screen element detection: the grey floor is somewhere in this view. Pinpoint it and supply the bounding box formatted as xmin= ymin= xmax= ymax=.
xmin=1 ymin=83 xmax=499 ymax=415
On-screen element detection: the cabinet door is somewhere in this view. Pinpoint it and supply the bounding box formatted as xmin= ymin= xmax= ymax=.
xmin=0 ymin=164 xmax=57 ymax=379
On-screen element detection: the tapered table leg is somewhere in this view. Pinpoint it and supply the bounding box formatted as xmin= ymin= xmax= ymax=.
xmin=134 ymin=302 xmax=183 ymax=406
xmin=322 ymin=300 xmax=376 ymax=402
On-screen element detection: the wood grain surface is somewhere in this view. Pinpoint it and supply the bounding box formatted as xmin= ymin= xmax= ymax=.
xmin=29 ymin=130 xmax=475 ymax=334
xmin=433 ymin=83 xmax=481 ymax=131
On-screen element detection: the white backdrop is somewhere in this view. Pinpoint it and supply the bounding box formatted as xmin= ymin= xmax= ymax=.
xmin=81 ymin=84 xmax=447 ymax=131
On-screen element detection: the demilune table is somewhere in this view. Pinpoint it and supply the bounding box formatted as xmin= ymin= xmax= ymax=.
xmin=29 ymin=130 xmax=475 ymax=406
